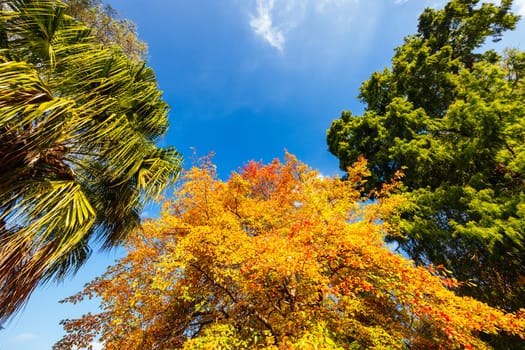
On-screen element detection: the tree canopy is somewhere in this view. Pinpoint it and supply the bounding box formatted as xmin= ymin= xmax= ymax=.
xmin=327 ymin=1 xmax=524 ymax=346
xmin=0 ymin=0 xmax=181 ymax=322
xmin=63 ymin=0 xmax=148 ymax=61
xmin=55 ymin=154 xmax=525 ymax=349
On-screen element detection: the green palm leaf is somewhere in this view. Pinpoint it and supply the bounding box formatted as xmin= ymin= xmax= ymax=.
xmin=0 ymin=0 xmax=181 ymax=321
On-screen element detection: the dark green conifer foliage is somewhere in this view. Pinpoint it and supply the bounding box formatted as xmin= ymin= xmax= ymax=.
xmin=327 ymin=1 xmax=524 ymax=346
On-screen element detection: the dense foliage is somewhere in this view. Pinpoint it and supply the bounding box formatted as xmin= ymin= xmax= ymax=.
xmin=0 ymin=0 xmax=181 ymax=322
xmin=56 ymin=155 xmax=525 ymax=349
xmin=63 ymin=0 xmax=148 ymax=61
xmin=327 ymin=0 xmax=524 ymax=334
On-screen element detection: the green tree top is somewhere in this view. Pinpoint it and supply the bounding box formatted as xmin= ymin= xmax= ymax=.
xmin=327 ymin=1 xmax=524 ymax=347
xmin=63 ymin=0 xmax=147 ymax=61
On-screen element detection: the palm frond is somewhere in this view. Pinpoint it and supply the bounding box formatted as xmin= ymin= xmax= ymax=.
xmin=0 ymin=0 xmax=181 ymax=322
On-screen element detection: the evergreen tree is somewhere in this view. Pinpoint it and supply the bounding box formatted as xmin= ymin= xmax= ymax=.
xmin=327 ymin=1 xmax=523 ymax=346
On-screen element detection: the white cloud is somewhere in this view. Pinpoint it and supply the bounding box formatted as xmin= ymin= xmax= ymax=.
xmin=74 ymin=341 xmax=104 ymax=350
xmin=417 ymin=0 xmax=525 ymax=14
xmin=394 ymin=0 xmax=409 ymax=4
xmin=485 ymin=0 xmax=525 ymax=16
xmin=424 ymin=0 xmax=447 ymax=8
xmin=250 ymin=0 xmax=285 ymax=52
xmin=248 ymin=0 xmax=362 ymax=52
xmin=9 ymin=332 xmax=36 ymax=343
xmin=516 ymin=0 xmax=525 ymax=16
xmin=316 ymin=0 xmax=352 ymax=13
xmin=90 ymin=341 xmax=104 ymax=350
xmin=482 ymin=0 xmax=525 ymax=16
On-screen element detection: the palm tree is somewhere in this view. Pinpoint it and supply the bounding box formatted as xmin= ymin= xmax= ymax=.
xmin=0 ymin=0 xmax=181 ymax=321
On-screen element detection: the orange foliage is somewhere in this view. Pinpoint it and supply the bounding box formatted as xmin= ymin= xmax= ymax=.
xmin=55 ymin=154 xmax=525 ymax=349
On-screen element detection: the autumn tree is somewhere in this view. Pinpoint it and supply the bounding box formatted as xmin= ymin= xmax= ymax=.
xmin=56 ymin=154 xmax=525 ymax=349
xmin=0 ymin=0 xmax=181 ymax=322
xmin=63 ymin=0 xmax=147 ymax=61
xmin=327 ymin=1 xmax=524 ymax=344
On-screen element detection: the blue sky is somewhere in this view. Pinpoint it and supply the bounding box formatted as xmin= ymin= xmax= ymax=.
xmin=1 ymin=0 xmax=525 ymax=349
